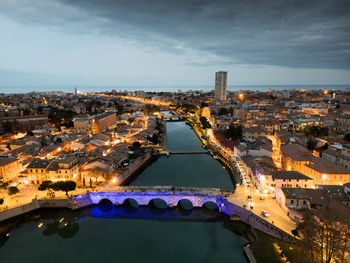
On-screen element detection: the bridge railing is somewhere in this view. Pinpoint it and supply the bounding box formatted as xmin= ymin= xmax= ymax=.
xmin=90 ymin=186 xmax=233 ymax=196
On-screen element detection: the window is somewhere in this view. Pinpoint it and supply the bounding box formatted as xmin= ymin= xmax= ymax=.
xmin=303 ymin=201 xmax=306 ymax=204
xmin=291 ymin=200 xmax=294 ymax=204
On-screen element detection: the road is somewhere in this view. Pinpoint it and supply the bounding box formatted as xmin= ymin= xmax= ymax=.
xmin=205 ymin=127 xmax=297 ymax=235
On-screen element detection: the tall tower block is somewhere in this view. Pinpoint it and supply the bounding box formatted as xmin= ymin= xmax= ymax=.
xmin=214 ymin=71 xmax=227 ymax=103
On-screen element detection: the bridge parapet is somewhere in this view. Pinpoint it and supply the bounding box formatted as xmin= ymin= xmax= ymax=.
xmin=93 ymin=186 xmax=229 ymax=196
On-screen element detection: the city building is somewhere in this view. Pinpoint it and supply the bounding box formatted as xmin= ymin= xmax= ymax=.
xmin=214 ymin=71 xmax=227 ymax=103
xmin=26 ymin=156 xmax=79 ymax=185
xmin=90 ymin=112 xmax=117 ymax=134
xmin=255 ymin=170 xmax=313 ymax=194
xmin=73 ymin=117 xmax=90 ymax=133
xmin=0 ymin=115 xmax=48 ymax=134
xmin=281 ymin=143 xmax=350 ymax=186
xmin=0 ymin=157 xmax=21 ymax=182
xmin=73 ymin=112 xmax=117 ymax=134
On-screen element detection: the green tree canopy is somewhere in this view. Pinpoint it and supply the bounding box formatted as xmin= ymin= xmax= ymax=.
xmin=303 ymin=125 xmax=328 ymax=137
xmin=218 ymin=107 xmax=228 ymax=115
xmin=307 ymin=138 xmax=318 ymax=151
xmin=8 ymin=186 xmax=19 ymax=196
xmin=344 ymin=133 xmax=350 ymax=141
xmin=38 ymin=180 xmax=53 ymax=191
xmin=200 ymin=116 xmax=211 ymax=129
xmin=224 ymin=125 xmax=242 ymax=141
xmin=132 ymin=141 xmax=142 ymax=149
xmin=51 ymin=181 xmax=76 ymax=197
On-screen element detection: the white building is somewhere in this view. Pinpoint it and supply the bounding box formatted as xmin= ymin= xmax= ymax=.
xmin=214 ymin=71 xmax=227 ymax=103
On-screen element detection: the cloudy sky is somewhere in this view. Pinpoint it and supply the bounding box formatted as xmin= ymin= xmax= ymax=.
xmin=1 ymin=0 xmax=350 ymax=90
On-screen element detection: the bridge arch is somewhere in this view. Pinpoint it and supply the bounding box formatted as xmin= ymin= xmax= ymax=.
xmin=202 ymin=201 xmax=219 ymax=211
xmin=177 ymin=199 xmax=194 ymax=210
xmin=148 ymin=198 xmax=168 ymax=209
xmin=121 ymin=198 xmax=139 ymax=208
xmin=98 ymin=198 xmax=113 ymax=206
xmin=97 ymin=198 xmax=114 ymax=212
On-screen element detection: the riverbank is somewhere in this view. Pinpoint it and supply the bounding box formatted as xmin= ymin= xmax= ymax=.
xmin=119 ymin=150 xmax=155 ymax=185
xmin=0 ymin=150 xmax=154 ymax=223
xmin=189 ymin=122 xmax=240 ymax=185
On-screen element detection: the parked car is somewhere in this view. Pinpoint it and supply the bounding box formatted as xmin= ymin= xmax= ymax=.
xmin=247 ymin=195 xmax=253 ymax=201
xmin=262 ymin=210 xmax=270 ymax=217
xmin=259 ymin=196 xmax=265 ymax=200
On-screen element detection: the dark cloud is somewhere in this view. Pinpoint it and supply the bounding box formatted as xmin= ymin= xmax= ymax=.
xmin=2 ymin=0 xmax=350 ymax=69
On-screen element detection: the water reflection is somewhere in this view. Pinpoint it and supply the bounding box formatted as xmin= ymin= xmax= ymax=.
xmin=0 ymin=203 xmax=238 ymax=248
xmin=42 ymin=218 xmax=80 ymax=239
xmin=91 ymin=204 xmax=220 ymax=222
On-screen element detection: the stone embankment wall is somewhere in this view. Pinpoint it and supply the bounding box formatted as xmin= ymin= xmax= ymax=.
xmin=119 ymin=151 xmax=152 ymax=185
xmin=221 ymin=200 xmax=294 ymax=242
xmin=0 ymin=196 xmax=93 ymax=223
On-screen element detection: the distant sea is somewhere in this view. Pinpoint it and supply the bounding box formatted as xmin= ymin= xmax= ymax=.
xmin=0 ymin=84 xmax=350 ymax=94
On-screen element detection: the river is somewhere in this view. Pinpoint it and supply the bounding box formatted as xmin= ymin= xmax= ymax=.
xmin=0 ymin=122 xmax=248 ymax=263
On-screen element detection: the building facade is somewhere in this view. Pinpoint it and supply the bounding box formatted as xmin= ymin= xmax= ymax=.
xmin=214 ymin=71 xmax=227 ymax=103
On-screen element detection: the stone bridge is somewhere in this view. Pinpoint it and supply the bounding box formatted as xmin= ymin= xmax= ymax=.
xmin=82 ymin=186 xmax=295 ymax=242
xmin=88 ymin=186 xmax=229 ymax=209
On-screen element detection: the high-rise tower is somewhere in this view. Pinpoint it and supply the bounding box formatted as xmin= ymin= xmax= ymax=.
xmin=214 ymin=71 xmax=227 ymax=103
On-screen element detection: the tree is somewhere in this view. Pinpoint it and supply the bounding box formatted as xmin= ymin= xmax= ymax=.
xmin=200 ymin=102 xmax=208 ymax=108
xmin=143 ymin=105 xmax=160 ymax=116
xmin=199 ymin=116 xmax=211 ymax=129
xmin=344 ymin=134 xmax=350 ymax=141
xmin=0 ymin=182 xmax=8 ymax=190
xmin=181 ymin=103 xmax=196 ymax=113
xmin=218 ymin=107 xmax=228 ymax=115
xmin=307 ymin=138 xmax=318 ymax=151
xmin=38 ymin=180 xmax=53 ymax=191
xmin=27 ymin=130 xmax=34 ymax=136
xmin=8 ymin=186 xmax=19 ymax=195
xmin=132 ymin=141 xmax=142 ymax=150
xmin=297 ymin=206 xmax=350 ymax=263
xmin=147 ymin=133 xmax=159 ymax=144
xmin=225 ymin=125 xmax=242 ymax=141
xmin=51 ymin=181 xmax=76 ymax=197
xmin=128 ymin=117 xmax=135 ymax=125
xmin=303 ymin=125 xmax=328 ymax=137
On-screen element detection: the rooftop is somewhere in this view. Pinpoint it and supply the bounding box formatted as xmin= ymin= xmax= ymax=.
xmin=270 ymin=170 xmax=312 ymax=180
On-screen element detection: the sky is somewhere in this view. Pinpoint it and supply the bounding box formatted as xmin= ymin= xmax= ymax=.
xmin=0 ymin=0 xmax=350 ymax=91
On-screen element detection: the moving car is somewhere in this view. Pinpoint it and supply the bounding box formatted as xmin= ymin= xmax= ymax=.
xmin=261 ymin=210 xmax=270 ymax=217
xmin=259 ymin=196 xmax=265 ymax=200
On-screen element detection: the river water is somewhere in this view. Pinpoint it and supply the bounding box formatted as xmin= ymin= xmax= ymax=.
xmin=0 ymin=122 xmax=248 ymax=263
